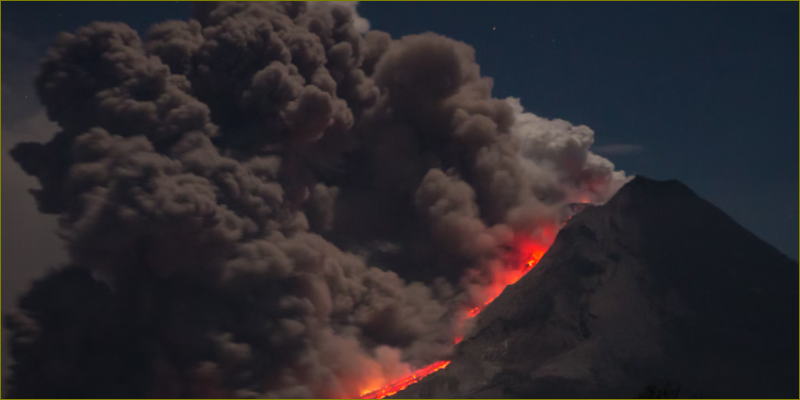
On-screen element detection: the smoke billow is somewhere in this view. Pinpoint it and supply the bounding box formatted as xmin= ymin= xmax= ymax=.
xmin=5 ymin=2 xmax=630 ymax=398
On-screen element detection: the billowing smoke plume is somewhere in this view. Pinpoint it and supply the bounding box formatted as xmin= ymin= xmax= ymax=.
xmin=5 ymin=2 xmax=630 ymax=398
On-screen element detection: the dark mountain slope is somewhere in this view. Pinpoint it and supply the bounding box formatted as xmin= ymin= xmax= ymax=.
xmin=395 ymin=176 xmax=798 ymax=398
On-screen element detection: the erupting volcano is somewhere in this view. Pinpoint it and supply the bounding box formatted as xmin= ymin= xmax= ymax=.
xmin=4 ymin=2 xmax=633 ymax=398
xmin=384 ymin=177 xmax=799 ymax=399
xmin=4 ymin=1 xmax=795 ymax=399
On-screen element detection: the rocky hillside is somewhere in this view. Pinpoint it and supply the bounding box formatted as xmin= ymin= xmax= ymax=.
xmin=394 ymin=176 xmax=798 ymax=398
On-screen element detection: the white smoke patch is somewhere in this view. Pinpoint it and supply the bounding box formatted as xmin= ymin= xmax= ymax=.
xmin=506 ymin=97 xmax=631 ymax=204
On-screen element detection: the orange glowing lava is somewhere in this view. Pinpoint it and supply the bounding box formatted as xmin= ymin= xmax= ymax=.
xmin=360 ymin=230 xmax=556 ymax=399
xmin=464 ymin=241 xmax=548 ymax=319
xmin=359 ymin=361 xmax=452 ymax=399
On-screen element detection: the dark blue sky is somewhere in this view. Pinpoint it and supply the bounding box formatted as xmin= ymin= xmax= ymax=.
xmin=3 ymin=1 xmax=797 ymax=258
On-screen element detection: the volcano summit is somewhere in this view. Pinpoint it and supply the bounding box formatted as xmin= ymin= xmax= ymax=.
xmin=392 ymin=176 xmax=798 ymax=399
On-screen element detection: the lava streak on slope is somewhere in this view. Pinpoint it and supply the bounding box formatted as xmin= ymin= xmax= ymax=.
xmin=359 ymin=361 xmax=452 ymax=399
xmin=466 ymin=242 xmax=548 ymax=318
xmin=457 ymin=233 xmax=552 ymax=332
xmin=360 ymin=234 xmax=553 ymax=399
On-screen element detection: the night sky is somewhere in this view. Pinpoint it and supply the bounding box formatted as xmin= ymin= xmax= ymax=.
xmin=2 ymin=1 xmax=797 ymax=315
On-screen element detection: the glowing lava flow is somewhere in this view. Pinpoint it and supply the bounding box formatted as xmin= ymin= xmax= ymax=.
xmin=359 ymin=240 xmax=551 ymax=399
xmin=452 ymin=241 xmax=548 ymax=345
xmin=465 ymin=248 xmax=545 ymax=318
xmin=359 ymin=361 xmax=452 ymax=399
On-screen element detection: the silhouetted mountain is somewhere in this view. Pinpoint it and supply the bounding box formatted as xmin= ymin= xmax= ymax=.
xmin=395 ymin=176 xmax=798 ymax=399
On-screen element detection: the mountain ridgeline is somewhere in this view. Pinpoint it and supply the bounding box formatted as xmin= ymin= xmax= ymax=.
xmin=393 ymin=176 xmax=798 ymax=399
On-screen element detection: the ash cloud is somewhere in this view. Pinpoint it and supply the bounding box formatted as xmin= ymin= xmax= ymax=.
xmin=5 ymin=2 xmax=629 ymax=398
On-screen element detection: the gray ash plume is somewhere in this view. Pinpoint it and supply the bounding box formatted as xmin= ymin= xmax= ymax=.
xmin=6 ymin=2 xmax=628 ymax=398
